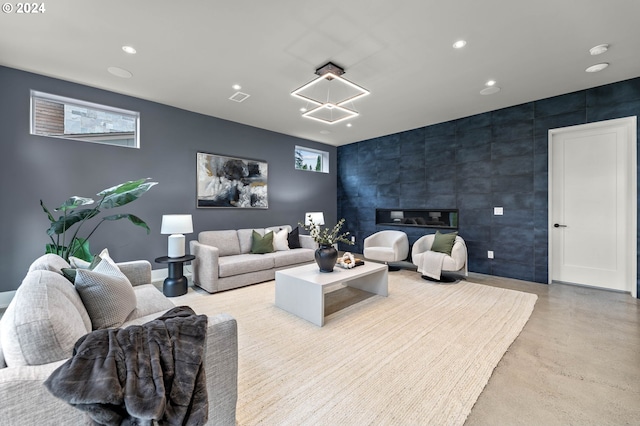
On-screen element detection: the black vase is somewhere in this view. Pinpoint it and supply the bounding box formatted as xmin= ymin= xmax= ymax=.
xmin=315 ymin=245 xmax=338 ymax=272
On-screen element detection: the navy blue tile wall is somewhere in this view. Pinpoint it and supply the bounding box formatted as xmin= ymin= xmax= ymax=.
xmin=338 ymin=77 xmax=640 ymax=295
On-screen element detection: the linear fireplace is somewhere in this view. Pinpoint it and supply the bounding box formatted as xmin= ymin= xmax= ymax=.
xmin=376 ymin=208 xmax=458 ymax=229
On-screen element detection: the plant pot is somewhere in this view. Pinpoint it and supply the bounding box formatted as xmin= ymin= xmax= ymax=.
xmin=315 ymin=245 xmax=338 ymax=272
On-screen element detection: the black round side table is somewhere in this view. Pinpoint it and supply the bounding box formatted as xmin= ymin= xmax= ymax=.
xmin=154 ymin=254 xmax=195 ymax=297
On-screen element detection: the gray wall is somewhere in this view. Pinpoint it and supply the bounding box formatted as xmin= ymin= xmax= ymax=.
xmin=338 ymin=77 xmax=640 ymax=297
xmin=0 ymin=66 xmax=337 ymax=293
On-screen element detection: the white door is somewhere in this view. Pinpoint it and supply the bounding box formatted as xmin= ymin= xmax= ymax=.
xmin=549 ymin=117 xmax=636 ymax=297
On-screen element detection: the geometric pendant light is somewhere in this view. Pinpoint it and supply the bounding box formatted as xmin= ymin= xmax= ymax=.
xmin=291 ymin=62 xmax=370 ymax=124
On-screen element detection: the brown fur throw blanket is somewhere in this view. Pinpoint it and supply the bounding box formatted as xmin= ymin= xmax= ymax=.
xmin=44 ymin=306 xmax=208 ymax=425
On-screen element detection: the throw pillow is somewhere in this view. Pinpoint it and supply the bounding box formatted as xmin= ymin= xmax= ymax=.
xmin=288 ymin=226 xmax=302 ymax=249
xmin=61 ymin=255 xmax=102 ymax=283
xmin=69 ymin=256 xmax=91 ymax=269
xmin=274 ymin=228 xmax=290 ymax=251
xmin=430 ymin=231 xmax=458 ymax=256
xmin=251 ymin=230 xmax=274 ymax=254
xmin=75 ymin=256 xmax=137 ymax=329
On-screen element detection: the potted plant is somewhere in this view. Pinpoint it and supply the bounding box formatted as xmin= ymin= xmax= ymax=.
xmin=300 ymin=216 xmax=353 ymax=272
xmin=40 ymin=178 xmax=158 ymax=262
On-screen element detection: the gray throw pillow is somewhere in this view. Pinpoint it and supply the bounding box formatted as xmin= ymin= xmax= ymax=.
xmin=75 ymin=257 xmax=137 ymax=329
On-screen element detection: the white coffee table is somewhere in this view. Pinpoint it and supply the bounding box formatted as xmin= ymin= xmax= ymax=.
xmin=275 ymin=261 xmax=388 ymax=326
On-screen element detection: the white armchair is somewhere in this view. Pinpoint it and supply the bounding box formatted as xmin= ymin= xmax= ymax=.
xmin=412 ymin=234 xmax=468 ymax=280
xmin=363 ymin=231 xmax=409 ymax=269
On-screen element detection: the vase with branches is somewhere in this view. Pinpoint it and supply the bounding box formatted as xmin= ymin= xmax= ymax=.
xmin=40 ymin=178 xmax=158 ymax=262
xmin=300 ymin=215 xmax=353 ymax=272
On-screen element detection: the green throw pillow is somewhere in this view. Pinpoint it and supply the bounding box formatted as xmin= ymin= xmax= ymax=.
xmin=251 ymin=230 xmax=274 ymax=254
xmin=431 ymin=231 xmax=458 ymax=256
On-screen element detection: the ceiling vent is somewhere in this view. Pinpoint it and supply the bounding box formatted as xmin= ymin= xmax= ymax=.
xmin=229 ymin=92 xmax=250 ymax=102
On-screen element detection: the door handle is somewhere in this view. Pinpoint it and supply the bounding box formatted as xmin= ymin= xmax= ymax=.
xmin=554 ymin=223 xmax=567 ymax=228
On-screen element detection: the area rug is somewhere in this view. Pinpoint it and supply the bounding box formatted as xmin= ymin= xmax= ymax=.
xmin=175 ymin=270 xmax=537 ymax=425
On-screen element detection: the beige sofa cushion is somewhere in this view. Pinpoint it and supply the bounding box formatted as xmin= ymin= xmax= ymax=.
xmin=126 ymin=284 xmax=175 ymax=321
xmin=28 ymin=254 xmax=71 ymax=274
xmin=199 ymin=230 xmax=241 ymax=256
xmin=218 ymin=254 xmax=274 ymax=278
xmin=270 ymin=249 xmax=315 ymax=268
xmin=0 ymin=270 xmax=91 ymax=367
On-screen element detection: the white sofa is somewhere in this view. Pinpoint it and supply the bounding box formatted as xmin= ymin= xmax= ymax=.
xmin=0 ymin=254 xmax=238 ymax=425
xmin=190 ymin=225 xmax=316 ymax=293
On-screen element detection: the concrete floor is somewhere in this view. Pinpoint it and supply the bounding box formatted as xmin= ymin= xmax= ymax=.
xmin=463 ymin=273 xmax=640 ymax=425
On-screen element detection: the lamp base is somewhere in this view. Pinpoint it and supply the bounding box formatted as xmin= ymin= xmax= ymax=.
xmin=167 ymin=234 xmax=185 ymax=258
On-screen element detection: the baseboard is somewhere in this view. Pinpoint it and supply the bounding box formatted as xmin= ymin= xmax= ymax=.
xmin=0 ymin=290 xmax=16 ymax=309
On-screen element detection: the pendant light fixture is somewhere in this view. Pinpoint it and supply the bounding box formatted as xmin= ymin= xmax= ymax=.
xmin=291 ymin=62 xmax=370 ymax=124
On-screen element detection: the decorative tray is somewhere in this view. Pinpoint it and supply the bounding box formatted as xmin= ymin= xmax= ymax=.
xmin=336 ymin=255 xmax=365 ymax=269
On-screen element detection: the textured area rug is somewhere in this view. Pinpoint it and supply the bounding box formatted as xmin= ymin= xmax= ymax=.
xmin=176 ymin=270 xmax=537 ymax=425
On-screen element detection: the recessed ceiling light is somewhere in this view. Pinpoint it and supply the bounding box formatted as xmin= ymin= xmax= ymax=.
xmin=453 ymin=40 xmax=467 ymax=49
xmin=585 ymin=63 xmax=609 ymax=73
xmin=300 ymin=107 xmax=307 ymax=112
xmin=480 ymin=86 xmax=501 ymax=95
xmin=232 ymin=84 xmax=241 ymax=90
xmin=122 ymin=46 xmax=136 ymax=54
xmin=589 ymin=44 xmax=609 ymax=56
xmin=107 ymin=66 xmax=132 ymax=78
xmin=346 ymin=123 xmax=352 ymax=127
xmin=485 ymin=80 xmax=496 ymax=87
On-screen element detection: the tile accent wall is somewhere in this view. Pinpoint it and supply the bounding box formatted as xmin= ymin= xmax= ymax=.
xmin=338 ymin=77 xmax=640 ymax=289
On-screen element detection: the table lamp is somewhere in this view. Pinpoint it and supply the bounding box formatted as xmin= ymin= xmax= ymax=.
xmin=305 ymin=212 xmax=325 ymax=227
xmin=161 ymin=214 xmax=193 ymax=258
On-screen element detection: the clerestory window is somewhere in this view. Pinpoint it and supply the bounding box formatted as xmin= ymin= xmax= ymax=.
xmin=30 ymin=90 xmax=140 ymax=148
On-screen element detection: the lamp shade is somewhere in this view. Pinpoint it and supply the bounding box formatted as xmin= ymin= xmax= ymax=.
xmin=161 ymin=215 xmax=193 ymax=235
xmin=305 ymin=212 xmax=325 ymax=226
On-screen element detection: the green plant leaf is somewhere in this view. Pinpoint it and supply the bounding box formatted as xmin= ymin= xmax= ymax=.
xmin=99 ymin=180 xmax=158 ymax=209
xmin=46 ymin=238 xmax=92 ymax=262
xmin=97 ymin=178 xmax=157 ymax=196
xmin=40 ymin=200 xmax=56 ymax=223
xmin=47 ymin=209 xmax=99 ymax=236
xmin=102 ymin=213 xmax=151 ymax=234
xmin=55 ymin=196 xmax=94 ymax=212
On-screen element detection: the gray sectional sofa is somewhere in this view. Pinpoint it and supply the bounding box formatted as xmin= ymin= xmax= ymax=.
xmin=0 ymin=253 xmax=238 ymax=425
xmin=190 ymin=225 xmax=316 ymax=293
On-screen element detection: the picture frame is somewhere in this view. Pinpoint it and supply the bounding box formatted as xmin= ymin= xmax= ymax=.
xmin=196 ymin=152 xmax=268 ymax=208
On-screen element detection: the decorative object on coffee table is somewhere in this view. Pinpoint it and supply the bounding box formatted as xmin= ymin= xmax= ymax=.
xmin=300 ymin=215 xmax=353 ymax=272
xmin=315 ymin=245 xmax=338 ymax=272
xmin=336 ymin=252 xmax=364 ymax=269
xmin=154 ymin=254 xmax=195 ymax=297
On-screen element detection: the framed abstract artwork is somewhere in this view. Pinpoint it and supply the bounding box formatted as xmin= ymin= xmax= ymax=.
xmin=196 ymin=152 xmax=268 ymax=208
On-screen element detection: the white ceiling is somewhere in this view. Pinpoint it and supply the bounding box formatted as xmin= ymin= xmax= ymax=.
xmin=1 ymin=0 xmax=639 ymax=146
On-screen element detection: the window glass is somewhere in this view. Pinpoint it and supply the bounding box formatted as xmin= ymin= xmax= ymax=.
xmin=30 ymin=91 xmax=140 ymax=148
xmin=295 ymin=146 xmax=329 ymax=173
